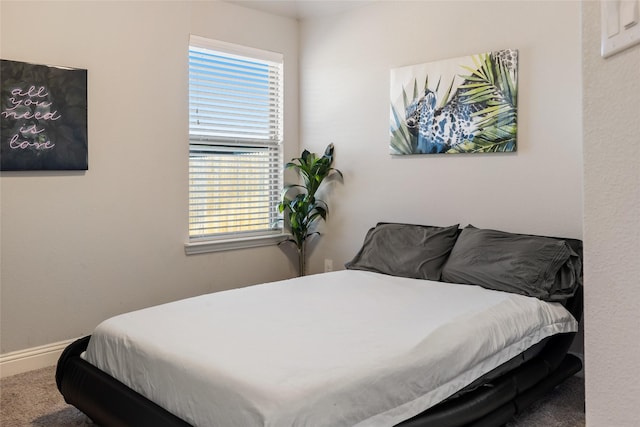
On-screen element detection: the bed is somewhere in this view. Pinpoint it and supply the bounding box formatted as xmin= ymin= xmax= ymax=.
xmin=56 ymin=223 xmax=584 ymax=427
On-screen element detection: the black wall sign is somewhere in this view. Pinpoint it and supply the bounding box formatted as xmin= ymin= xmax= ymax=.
xmin=1 ymin=59 xmax=88 ymax=171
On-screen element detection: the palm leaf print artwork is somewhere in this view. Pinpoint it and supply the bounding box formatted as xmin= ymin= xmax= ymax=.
xmin=390 ymin=49 xmax=518 ymax=155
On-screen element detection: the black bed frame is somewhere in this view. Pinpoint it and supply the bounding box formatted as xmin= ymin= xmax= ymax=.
xmin=56 ymin=285 xmax=582 ymax=427
xmin=56 ymin=236 xmax=584 ymax=427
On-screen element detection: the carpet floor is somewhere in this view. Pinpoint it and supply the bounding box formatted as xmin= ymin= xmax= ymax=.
xmin=1 ymin=365 xmax=585 ymax=426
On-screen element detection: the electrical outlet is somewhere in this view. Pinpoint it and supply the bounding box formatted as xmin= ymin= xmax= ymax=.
xmin=324 ymin=259 xmax=333 ymax=272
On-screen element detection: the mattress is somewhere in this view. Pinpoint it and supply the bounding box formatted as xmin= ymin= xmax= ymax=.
xmin=84 ymin=270 xmax=578 ymax=427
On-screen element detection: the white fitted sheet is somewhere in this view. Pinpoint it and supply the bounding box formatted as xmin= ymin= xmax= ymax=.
xmin=84 ymin=270 xmax=578 ymax=427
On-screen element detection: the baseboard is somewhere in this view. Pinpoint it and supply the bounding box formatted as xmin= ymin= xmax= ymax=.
xmin=0 ymin=338 xmax=78 ymax=378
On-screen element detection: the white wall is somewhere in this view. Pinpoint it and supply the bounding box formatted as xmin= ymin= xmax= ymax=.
xmin=0 ymin=1 xmax=299 ymax=353
xmin=298 ymin=1 xmax=583 ymax=274
xmin=582 ymin=2 xmax=640 ymax=426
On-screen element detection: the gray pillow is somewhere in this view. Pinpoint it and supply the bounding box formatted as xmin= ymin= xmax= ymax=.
xmin=345 ymin=223 xmax=460 ymax=280
xmin=441 ymin=226 xmax=581 ymax=301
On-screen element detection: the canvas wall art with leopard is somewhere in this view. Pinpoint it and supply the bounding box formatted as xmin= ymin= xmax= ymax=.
xmin=390 ymin=49 xmax=518 ymax=155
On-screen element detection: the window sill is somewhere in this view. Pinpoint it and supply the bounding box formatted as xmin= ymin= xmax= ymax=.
xmin=184 ymin=233 xmax=289 ymax=255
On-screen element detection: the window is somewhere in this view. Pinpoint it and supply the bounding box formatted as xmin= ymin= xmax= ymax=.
xmin=186 ymin=36 xmax=284 ymax=254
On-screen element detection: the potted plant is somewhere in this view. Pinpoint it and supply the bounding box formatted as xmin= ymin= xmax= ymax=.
xmin=279 ymin=144 xmax=343 ymax=276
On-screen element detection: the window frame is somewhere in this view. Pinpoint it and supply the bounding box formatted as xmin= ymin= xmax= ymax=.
xmin=184 ymin=36 xmax=286 ymax=255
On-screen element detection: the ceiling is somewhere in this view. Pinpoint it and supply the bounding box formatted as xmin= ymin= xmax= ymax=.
xmin=223 ymin=0 xmax=375 ymax=20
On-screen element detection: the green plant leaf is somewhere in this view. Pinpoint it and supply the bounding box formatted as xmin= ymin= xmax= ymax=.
xmin=279 ymin=144 xmax=343 ymax=266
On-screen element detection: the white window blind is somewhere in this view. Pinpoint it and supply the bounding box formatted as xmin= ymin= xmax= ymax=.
xmin=188 ymin=36 xmax=284 ymax=242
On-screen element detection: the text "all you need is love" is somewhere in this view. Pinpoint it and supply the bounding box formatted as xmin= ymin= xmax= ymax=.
xmin=2 ymin=85 xmax=61 ymax=150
